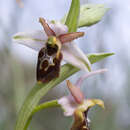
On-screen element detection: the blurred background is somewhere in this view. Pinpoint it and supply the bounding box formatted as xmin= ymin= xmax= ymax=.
xmin=0 ymin=0 xmax=129 ymax=130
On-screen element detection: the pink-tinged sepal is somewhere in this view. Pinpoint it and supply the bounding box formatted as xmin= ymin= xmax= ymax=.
xmin=75 ymin=69 xmax=108 ymax=87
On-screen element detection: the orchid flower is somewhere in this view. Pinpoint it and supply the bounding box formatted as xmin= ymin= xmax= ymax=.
xmin=58 ymin=69 xmax=107 ymax=130
xmin=13 ymin=18 xmax=91 ymax=82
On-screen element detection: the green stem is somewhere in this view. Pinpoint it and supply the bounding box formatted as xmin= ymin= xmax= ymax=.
xmin=32 ymin=100 xmax=60 ymax=115
xmin=24 ymin=100 xmax=60 ymax=130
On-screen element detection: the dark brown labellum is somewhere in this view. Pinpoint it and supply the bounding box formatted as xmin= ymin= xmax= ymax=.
xmin=81 ymin=110 xmax=90 ymax=130
xmin=71 ymin=110 xmax=90 ymax=130
xmin=80 ymin=110 xmax=90 ymax=130
xmin=37 ymin=43 xmax=62 ymax=83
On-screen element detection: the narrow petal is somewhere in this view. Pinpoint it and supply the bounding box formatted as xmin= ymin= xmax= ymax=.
xmin=58 ymin=96 xmax=78 ymax=116
xmin=66 ymin=80 xmax=84 ymax=104
xmin=61 ymin=42 xmax=91 ymax=71
xmin=39 ymin=18 xmax=56 ymax=36
xmin=75 ymin=69 xmax=108 ymax=87
xmin=58 ymin=32 xmax=84 ymax=43
xmin=48 ymin=21 xmax=68 ymax=36
xmin=13 ymin=30 xmax=47 ymax=51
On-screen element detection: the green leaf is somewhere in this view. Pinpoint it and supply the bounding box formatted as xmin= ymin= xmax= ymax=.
xmin=65 ymin=0 xmax=80 ymax=32
xmin=87 ymin=52 xmax=114 ymax=64
xmin=15 ymin=52 xmax=114 ymax=130
xmin=62 ymin=4 xmax=109 ymax=27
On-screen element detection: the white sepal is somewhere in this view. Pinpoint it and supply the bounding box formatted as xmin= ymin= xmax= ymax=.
xmin=58 ymin=96 xmax=78 ymax=116
xmin=61 ymin=42 xmax=91 ymax=71
xmin=13 ymin=30 xmax=47 ymax=51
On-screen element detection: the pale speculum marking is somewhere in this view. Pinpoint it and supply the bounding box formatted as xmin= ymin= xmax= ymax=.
xmin=39 ymin=48 xmax=56 ymax=71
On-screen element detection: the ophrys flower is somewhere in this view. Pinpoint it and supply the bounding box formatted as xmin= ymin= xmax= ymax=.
xmin=13 ymin=18 xmax=91 ymax=83
xmin=58 ymin=69 xmax=107 ymax=130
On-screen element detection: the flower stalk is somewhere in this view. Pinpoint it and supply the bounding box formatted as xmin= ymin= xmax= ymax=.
xmin=24 ymin=100 xmax=60 ymax=130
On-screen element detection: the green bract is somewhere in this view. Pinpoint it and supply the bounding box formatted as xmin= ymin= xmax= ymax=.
xmin=87 ymin=53 xmax=114 ymax=64
xmin=79 ymin=4 xmax=109 ymax=27
xmin=65 ymin=0 xmax=80 ymax=32
xmin=62 ymin=4 xmax=109 ymax=27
